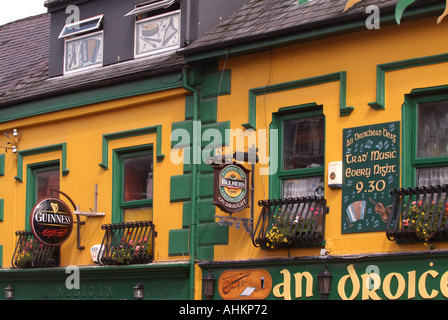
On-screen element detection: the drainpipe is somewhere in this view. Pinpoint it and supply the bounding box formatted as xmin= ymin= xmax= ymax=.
xmin=182 ymin=68 xmax=200 ymax=300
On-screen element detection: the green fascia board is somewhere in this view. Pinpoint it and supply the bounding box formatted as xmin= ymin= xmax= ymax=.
xmin=15 ymin=143 xmax=69 ymax=182
xmin=99 ymin=125 xmax=164 ymax=170
xmin=168 ymin=228 xmax=190 ymax=256
xmin=183 ymin=3 xmax=444 ymax=64
xmin=243 ymin=72 xmax=353 ymax=129
xmin=368 ymin=53 xmax=448 ymax=110
xmin=0 ymin=73 xmax=182 ymax=123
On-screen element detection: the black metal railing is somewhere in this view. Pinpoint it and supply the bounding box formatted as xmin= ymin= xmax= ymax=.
xmin=11 ymin=230 xmax=59 ymax=268
xmin=386 ymin=185 xmax=448 ymax=245
xmin=252 ymin=197 xmax=327 ymax=249
xmin=98 ymin=221 xmax=155 ymax=265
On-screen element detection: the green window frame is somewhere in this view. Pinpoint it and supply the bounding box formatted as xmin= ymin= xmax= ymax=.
xmin=269 ymin=103 xmax=325 ymax=199
xmin=25 ymin=160 xmax=60 ymax=230
xmin=112 ymin=144 xmax=154 ymax=223
xmin=402 ymin=86 xmax=448 ymax=188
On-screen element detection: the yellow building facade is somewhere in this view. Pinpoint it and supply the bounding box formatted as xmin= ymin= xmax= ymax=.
xmin=0 ymin=0 xmax=448 ymax=301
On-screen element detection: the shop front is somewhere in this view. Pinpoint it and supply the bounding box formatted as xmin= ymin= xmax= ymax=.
xmin=200 ymin=250 xmax=448 ymax=300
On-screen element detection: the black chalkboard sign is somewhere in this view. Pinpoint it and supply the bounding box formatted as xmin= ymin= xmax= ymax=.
xmin=342 ymin=121 xmax=400 ymax=233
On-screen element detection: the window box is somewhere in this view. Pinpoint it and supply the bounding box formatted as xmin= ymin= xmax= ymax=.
xmin=12 ymin=231 xmax=59 ymax=268
xmin=98 ymin=221 xmax=156 ymax=265
xmin=252 ymin=197 xmax=327 ymax=249
xmin=386 ymin=185 xmax=448 ymax=248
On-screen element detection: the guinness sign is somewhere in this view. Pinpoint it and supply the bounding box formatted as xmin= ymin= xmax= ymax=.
xmin=213 ymin=164 xmax=250 ymax=214
xmin=30 ymin=198 xmax=73 ymax=246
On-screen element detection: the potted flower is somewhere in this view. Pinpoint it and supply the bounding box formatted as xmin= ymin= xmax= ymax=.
xmin=402 ymin=200 xmax=448 ymax=248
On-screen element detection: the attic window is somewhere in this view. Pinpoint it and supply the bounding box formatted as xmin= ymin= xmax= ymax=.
xmin=129 ymin=0 xmax=180 ymax=58
xmin=58 ymin=14 xmax=104 ymax=39
xmin=60 ymin=15 xmax=104 ymax=74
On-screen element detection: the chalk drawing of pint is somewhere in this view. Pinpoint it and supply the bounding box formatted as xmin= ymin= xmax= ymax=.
xmin=346 ymin=200 xmax=366 ymax=223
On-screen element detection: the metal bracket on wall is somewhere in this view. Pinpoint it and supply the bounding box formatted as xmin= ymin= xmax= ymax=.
xmin=73 ymin=184 xmax=106 ymax=217
xmin=51 ymin=185 xmax=105 ymax=251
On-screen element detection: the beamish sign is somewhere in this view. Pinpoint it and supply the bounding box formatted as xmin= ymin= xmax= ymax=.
xmin=213 ymin=163 xmax=250 ymax=214
xmin=30 ymin=197 xmax=73 ymax=246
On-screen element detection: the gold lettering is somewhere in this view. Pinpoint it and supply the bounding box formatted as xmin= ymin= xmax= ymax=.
xmin=383 ymin=273 xmax=405 ymax=300
xmin=294 ymin=272 xmax=313 ymax=298
xmin=418 ymin=270 xmax=439 ymax=299
xmin=407 ymin=270 xmax=416 ymax=299
xmin=440 ymin=271 xmax=448 ymax=298
xmin=361 ymin=273 xmax=382 ymax=300
xmin=337 ymin=264 xmax=360 ymax=300
xmin=273 ymin=269 xmax=291 ymax=300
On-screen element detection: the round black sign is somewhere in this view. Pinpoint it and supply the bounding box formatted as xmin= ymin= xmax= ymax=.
xmin=30 ymin=198 xmax=73 ymax=246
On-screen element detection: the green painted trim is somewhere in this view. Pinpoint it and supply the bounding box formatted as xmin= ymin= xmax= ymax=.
xmin=170 ymin=173 xmax=192 ymax=202
xmin=0 ymin=154 xmax=4 ymax=176
xmin=15 ymin=143 xmax=69 ymax=183
xmin=368 ymin=53 xmax=448 ymax=110
xmin=201 ymin=69 xmax=231 ymax=99
xmin=0 ymin=73 xmax=182 ymax=123
xmin=99 ymin=125 xmax=164 ymax=170
xmin=168 ymin=228 xmax=190 ymax=256
xmin=401 ymin=85 xmax=448 ymax=188
xmin=269 ymin=103 xmax=325 ymax=199
xmin=111 ymin=145 xmax=153 ymax=224
xmin=25 ymin=161 xmax=60 ymax=230
xmin=0 ymin=199 xmax=3 ymax=222
xmin=243 ymin=72 xmax=353 ymax=129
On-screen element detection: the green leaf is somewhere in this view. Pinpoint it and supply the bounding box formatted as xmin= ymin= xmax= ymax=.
xmin=395 ymin=0 xmax=415 ymax=24
xmin=298 ymin=0 xmax=311 ymax=4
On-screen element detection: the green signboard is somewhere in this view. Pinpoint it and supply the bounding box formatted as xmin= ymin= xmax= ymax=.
xmin=342 ymin=121 xmax=400 ymax=233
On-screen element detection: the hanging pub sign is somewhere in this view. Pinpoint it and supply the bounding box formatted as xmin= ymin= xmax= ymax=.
xmin=342 ymin=121 xmax=400 ymax=234
xmin=213 ymin=163 xmax=250 ymax=214
xmin=30 ymin=197 xmax=73 ymax=246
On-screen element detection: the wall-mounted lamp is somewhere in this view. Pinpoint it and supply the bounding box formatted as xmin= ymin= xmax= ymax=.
xmin=202 ymin=270 xmax=216 ymax=300
xmin=133 ymin=283 xmax=144 ymax=300
xmin=2 ymin=129 xmax=19 ymax=153
xmin=4 ymin=285 xmax=14 ymax=299
xmin=317 ymin=266 xmax=332 ymax=299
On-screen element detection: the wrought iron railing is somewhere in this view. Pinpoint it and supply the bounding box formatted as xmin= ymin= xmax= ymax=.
xmin=98 ymin=221 xmax=155 ymax=265
xmin=11 ymin=230 xmax=59 ymax=268
xmin=386 ymin=185 xmax=448 ymax=245
xmin=252 ymin=197 xmax=327 ymax=249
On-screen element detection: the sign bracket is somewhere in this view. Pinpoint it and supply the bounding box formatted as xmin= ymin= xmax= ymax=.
xmin=50 ymin=189 xmax=86 ymax=250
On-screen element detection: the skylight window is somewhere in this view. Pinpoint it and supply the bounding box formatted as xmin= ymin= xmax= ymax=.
xmin=58 ymin=14 xmax=104 ymax=39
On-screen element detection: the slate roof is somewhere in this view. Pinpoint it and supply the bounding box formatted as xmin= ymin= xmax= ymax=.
xmin=0 ymin=0 xmax=443 ymax=108
xmin=181 ymin=0 xmax=442 ymax=55
xmin=0 ymin=12 xmax=185 ymax=108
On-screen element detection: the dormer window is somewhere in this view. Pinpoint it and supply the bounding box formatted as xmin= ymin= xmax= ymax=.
xmin=59 ymin=15 xmax=104 ymax=74
xmin=126 ymin=0 xmax=180 ymax=58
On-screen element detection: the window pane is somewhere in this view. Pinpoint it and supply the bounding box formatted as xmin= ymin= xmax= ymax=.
xmin=35 ymin=169 xmax=60 ymax=201
xmin=65 ymin=32 xmax=103 ymax=73
xmin=135 ymin=11 xmax=180 ymax=56
xmin=417 ymin=100 xmax=448 ymax=158
xmin=283 ymin=115 xmax=324 ymax=170
xmin=123 ymin=207 xmax=153 ymax=222
xmin=416 ymin=166 xmax=448 ymax=187
xmin=282 ymin=176 xmax=324 ymax=198
xmin=123 ymin=154 xmax=153 ymax=201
